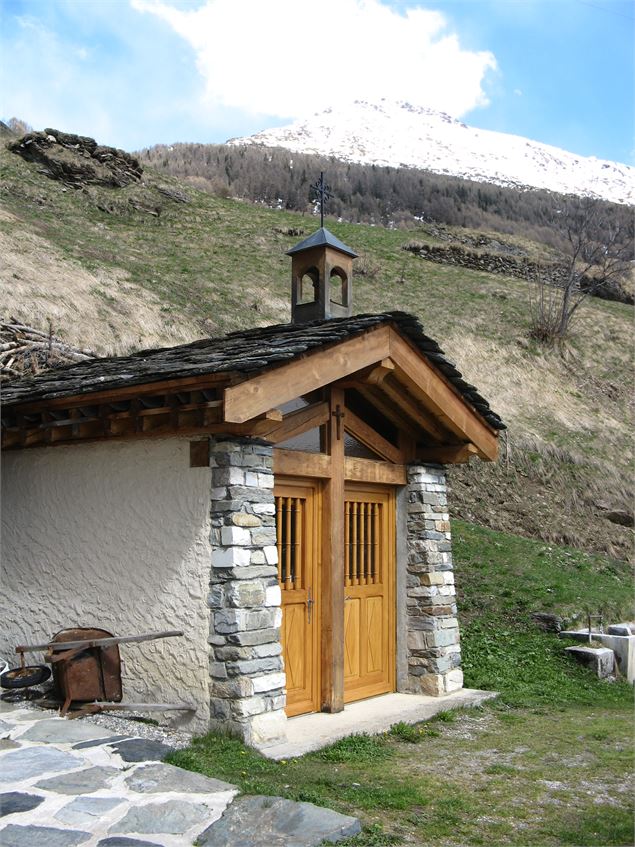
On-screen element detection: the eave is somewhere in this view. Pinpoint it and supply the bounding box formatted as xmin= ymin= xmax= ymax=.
xmin=1 ymin=320 xmax=500 ymax=463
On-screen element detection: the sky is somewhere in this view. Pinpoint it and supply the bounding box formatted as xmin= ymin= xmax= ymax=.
xmin=0 ymin=0 xmax=633 ymax=164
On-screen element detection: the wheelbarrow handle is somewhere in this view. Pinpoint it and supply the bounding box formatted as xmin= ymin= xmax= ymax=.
xmin=16 ymin=629 xmax=184 ymax=654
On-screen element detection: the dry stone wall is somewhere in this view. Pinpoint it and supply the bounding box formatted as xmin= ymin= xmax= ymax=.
xmin=207 ymin=438 xmax=287 ymax=747
xmin=405 ymin=464 xmax=463 ymax=696
xmin=403 ymin=242 xmax=632 ymax=304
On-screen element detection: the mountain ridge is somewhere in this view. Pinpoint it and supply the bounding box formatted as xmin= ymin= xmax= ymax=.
xmin=228 ymin=100 xmax=635 ymax=206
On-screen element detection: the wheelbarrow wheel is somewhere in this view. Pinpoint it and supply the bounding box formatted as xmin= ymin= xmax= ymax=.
xmin=0 ymin=665 xmax=51 ymax=689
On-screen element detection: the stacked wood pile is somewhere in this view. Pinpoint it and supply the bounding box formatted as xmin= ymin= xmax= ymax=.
xmin=1 ymin=320 xmax=95 ymax=383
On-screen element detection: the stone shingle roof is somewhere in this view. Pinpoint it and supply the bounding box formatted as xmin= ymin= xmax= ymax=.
xmin=286 ymin=227 xmax=358 ymax=258
xmin=0 ymin=312 xmax=505 ymax=430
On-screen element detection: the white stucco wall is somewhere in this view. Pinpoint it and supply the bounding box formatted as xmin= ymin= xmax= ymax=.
xmin=0 ymin=437 xmax=212 ymax=731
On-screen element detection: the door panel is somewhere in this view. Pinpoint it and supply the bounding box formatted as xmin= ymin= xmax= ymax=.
xmin=275 ymin=479 xmax=320 ymax=717
xmin=343 ymin=485 xmax=395 ymax=703
xmin=344 ymin=598 xmax=361 ymax=679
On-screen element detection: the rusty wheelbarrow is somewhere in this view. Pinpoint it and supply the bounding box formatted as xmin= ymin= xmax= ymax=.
xmin=12 ymin=627 xmax=195 ymax=718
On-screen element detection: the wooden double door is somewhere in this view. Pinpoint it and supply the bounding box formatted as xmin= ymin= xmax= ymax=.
xmin=275 ymin=477 xmax=395 ymax=717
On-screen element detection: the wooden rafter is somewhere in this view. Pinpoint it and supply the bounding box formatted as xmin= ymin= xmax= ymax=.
xmin=11 ymin=373 xmax=230 ymax=415
xmin=223 ymin=325 xmax=392 ymax=424
xmin=388 ymin=330 xmax=499 ymax=460
xmin=378 ymin=377 xmax=447 ymax=443
xmin=343 ymin=407 xmax=403 ymax=464
xmin=256 ymin=401 xmax=330 ymax=444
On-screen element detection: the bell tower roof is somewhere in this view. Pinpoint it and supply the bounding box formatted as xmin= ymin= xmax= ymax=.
xmin=286 ymin=226 xmax=358 ymax=259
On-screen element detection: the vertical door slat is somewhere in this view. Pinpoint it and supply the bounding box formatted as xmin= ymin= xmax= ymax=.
xmin=296 ymin=497 xmax=303 ymax=590
xmin=352 ymin=501 xmax=359 ymax=585
xmin=360 ymin=502 xmax=367 ymax=585
xmin=344 ymin=500 xmax=353 ymax=587
xmin=373 ymin=503 xmax=380 ymax=583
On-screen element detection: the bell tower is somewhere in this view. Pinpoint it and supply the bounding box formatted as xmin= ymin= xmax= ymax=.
xmin=287 ymin=227 xmax=358 ymax=324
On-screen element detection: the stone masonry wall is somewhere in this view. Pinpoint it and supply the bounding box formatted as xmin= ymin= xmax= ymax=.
xmin=207 ymin=438 xmax=287 ymax=747
xmin=405 ymin=464 xmax=463 ymax=696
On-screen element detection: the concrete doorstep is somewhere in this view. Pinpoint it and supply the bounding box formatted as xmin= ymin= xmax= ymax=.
xmin=258 ymin=688 xmax=497 ymax=760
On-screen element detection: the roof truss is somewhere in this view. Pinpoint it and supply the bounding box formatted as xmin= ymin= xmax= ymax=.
xmin=2 ymin=322 xmax=499 ymax=462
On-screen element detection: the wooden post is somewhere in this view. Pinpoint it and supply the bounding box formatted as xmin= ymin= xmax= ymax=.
xmin=321 ymin=387 xmax=345 ymax=712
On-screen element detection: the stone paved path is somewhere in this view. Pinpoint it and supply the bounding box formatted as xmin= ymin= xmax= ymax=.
xmin=0 ymin=701 xmax=360 ymax=846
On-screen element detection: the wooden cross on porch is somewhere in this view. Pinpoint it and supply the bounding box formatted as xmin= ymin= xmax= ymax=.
xmin=332 ymin=403 xmax=345 ymax=440
xmin=311 ymin=171 xmax=333 ymax=228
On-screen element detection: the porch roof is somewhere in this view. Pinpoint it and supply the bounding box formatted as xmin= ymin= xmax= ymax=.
xmin=1 ymin=311 xmax=504 ymax=432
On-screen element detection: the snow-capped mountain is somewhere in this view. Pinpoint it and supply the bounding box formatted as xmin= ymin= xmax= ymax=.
xmin=228 ymin=100 xmax=634 ymax=206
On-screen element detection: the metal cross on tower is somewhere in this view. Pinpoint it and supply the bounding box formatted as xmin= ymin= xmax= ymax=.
xmin=311 ymin=171 xmax=333 ymax=227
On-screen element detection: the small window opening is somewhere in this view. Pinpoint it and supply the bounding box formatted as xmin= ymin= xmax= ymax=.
xmin=299 ymin=267 xmax=319 ymax=303
xmin=329 ymin=267 xmax=347 ymax=306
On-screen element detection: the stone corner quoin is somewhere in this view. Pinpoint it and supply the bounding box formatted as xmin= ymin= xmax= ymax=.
xmin=207 ymin=437 xmax=287 ymax=748
xmin=405 ymin=464 xmax=462 ymax=697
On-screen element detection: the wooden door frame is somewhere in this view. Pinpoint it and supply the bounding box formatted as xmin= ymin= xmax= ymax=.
xmin=272 ymin=386 xmax=403 ymax=713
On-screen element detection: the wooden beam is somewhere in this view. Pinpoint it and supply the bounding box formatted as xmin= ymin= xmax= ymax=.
xmin=355 ymin=385 xmax=421 ymax=440
xmin=257 ymin=401 xmax=330 ymax=444
xmin=343 ymin=406 xmax=404 ymax=464
xmin=3 ymin=416 xmax=279 ymax=452
xmin=223 ymin=325 xmax=391 ymax=424
xmin=344 ymin=458 xmax=406 ymax=485
xmin=416 ymin=444 xmax=478 ymax=464
xmin=365 ymin=358 xmax=395 ymax=386
xmin=321 ymin=387 xmax=345 ymax=713
xmin=273 ymin=449 xmax=331 ymax=478
xmin=333 ymin=358 xmax=395 ymax=389
xmin=10 ymin=374 xmax=228 ymax=415
xmin=388 ymin=330 xmax=499 ymax=461
xmin=379 ymin=378 xmax=447 ymax=443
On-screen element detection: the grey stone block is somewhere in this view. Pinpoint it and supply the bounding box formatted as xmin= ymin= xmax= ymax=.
xmin=0 ymin=792 xmax=44 ymax=817
xmin=197 ymin=794 xmax=361 ymax=846
xmin=36 ymin=766 xmax=119 ymax=795
xmin=72 ymin=735 xmax=130 ymax=750
xmin=55 ymin=796 xmax=124 ymax=826
xmin=228 ymin=628 xmax=280 ymax=646
xmin=0 ymin=825 xmax=90 ymax=847
xmin=20 ymin=719 xmax=111 ymax=745
xmin=110 ymin=739 xmax=175 ymax=763
xmin=1 ymin=747 xmax=83 ymax=783
xmin=124 ymin=762 xmax=236 ymax=794
xmin=565 ymin=646 xmax=615 ymax=678
xmin=226 ymin=657 xmax=283 ymax=676
xmin=109 ymin=800 xmax=212 ymax=835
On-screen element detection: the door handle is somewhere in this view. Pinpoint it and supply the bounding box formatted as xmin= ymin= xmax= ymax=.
xmin=306 ymin=587 xmax=315 ymax=624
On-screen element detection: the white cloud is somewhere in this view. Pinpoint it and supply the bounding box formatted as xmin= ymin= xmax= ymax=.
xmin=131 ymin=0 xmax=497 ymax=119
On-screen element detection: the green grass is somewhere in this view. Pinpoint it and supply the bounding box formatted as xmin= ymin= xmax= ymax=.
xmin=453 ymin=519 xmax=632 ymax=624
xmin=168 ymin=521 xmax=633 ymax=846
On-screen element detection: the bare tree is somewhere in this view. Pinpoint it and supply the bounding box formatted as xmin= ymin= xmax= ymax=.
xmin=529 ymin=196 xmax=633 ymax=346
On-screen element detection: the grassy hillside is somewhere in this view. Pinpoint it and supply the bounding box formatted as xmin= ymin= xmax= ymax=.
xmin=0 ymin=138 xmax=632 ymax=559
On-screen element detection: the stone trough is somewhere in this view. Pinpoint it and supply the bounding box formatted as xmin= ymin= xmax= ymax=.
xmin=560 ymin=623 xmax=635 ymax=682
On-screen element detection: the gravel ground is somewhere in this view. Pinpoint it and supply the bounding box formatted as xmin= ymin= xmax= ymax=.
xmin=84 ymin=710 xmax=193 ymax=749
xmin=5 ymin=693 xmax=193 ymax=750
